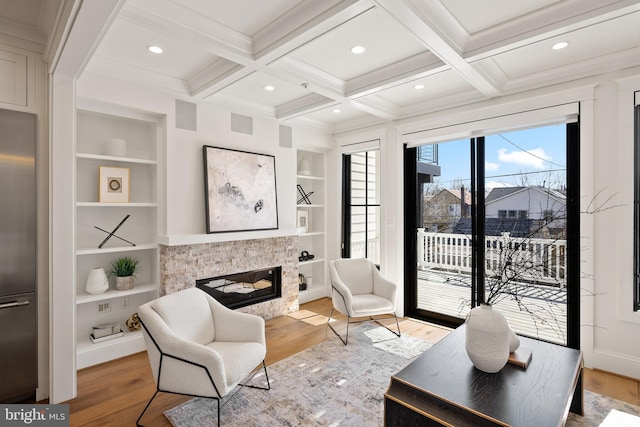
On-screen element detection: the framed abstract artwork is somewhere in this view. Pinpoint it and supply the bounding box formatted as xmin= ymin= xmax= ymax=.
xmin=203 ymin=145 xmax=279 ymax=233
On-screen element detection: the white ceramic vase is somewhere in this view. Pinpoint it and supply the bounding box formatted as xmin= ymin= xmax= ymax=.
xmin=106 ymin=138 xmax=126 ymax=157
xmin=297 ymin=157 xmax=311 ymax=175
xmin=86 ymin=267 xmax=109 ymax=295
xmin=465 ymin=303 xmax=511 ymax=373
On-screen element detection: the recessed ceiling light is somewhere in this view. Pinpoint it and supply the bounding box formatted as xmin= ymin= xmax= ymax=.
xmin=552 ymin=41 xmax=569 ymax=50
xmin=147 ymin=45 xmax=164 ymax=54
xmin=333 ymin=109 xmax=341 ymax=114
xmin=350 ymin=45 xmax=366 ymax=54
xmin=264 ymin=85 xmax=275 ymax=91
xmin=414 ymin=84 xmax=425 ymax=90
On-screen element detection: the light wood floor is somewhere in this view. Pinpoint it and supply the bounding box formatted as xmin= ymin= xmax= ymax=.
xmin=66 ymin=298 xmax=639 ymax=426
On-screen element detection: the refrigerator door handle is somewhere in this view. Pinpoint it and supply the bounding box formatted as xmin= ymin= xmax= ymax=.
xmin=0 ymin=300 xmax=30 ymax=309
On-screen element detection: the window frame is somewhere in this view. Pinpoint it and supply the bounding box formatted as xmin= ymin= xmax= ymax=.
xmin=634 ymin=105 xmax=640 ymax=311
xmin=341 ymin=149 xmax=381 ymax=263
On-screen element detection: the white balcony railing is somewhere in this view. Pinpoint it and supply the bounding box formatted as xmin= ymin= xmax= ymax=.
xmin=417 ymin=229 xmax=567 ymax=287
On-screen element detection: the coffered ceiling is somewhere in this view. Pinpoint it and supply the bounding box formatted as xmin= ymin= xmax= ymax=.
xmin=3 ymin=0 xmax=640 ymax=133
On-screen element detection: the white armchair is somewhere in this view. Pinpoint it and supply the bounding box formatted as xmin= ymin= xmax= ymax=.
xmin=328 ymin=258 xmax=401 ymax=344
xmin=136 ymin=287 xmax=270 ymax=427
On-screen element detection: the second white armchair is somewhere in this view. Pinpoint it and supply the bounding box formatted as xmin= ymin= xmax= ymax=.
xmin=328 ymin=258 xmax=401 ymax=345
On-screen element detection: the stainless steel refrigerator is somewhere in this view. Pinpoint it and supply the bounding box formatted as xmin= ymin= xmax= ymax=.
xmin=0 ymin=108 xmax=37 ymax=402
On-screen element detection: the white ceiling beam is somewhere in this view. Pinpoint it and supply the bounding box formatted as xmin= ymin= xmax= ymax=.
xmin=372 ymin=0 xmax=502 ymax=99
xmin=253 ymin=0 xmax=372 ymax=61
xmin=345 ymin=51 xmax=446 ymax=98
xmin=275 ymin=93 xmax=337 ymax=120
xmin=189 ymin=59 xmax=251 ymax=99
xmin=53 ymin=0 xmax=125 ymax=78
xmin=350 ymin=94 xmax=399 ymax=121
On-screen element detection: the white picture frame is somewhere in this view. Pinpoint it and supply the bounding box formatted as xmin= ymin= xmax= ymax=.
xmin=99 ymin=166 xmax=130 ymax=203
xmin=297 ymin=210 xmax=309 ymax=233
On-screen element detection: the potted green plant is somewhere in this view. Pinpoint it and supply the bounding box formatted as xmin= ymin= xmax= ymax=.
xmin=109 ymin=256 xmax=140 ymax=291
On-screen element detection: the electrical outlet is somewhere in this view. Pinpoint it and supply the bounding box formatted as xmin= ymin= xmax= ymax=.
xmin=120 ymin=298 xmax=129 ymax=309
xmin=96 ymin=300 xmax=111 ymax=313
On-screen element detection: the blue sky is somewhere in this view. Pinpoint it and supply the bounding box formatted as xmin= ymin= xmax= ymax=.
xmin=432 ymin=124 xmax=567 ymax=192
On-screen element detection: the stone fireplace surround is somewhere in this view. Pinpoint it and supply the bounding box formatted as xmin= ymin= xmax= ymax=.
xmin=159 ymin=235 xmax=299 ymax=320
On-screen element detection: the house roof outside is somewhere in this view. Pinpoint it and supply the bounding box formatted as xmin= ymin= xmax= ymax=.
xmin=485 ymin=186 xmax=566 ymax=205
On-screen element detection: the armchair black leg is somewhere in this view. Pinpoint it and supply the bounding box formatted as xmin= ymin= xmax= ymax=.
xmin=327 ymin=307 xmax=349 ymax=345
xmin=136 ymin=390 xmax=159 ymax=427
xmin=328 ymin=309 xmax=402 ymax=345
xmin=372 ymin=313 xmax=401 ymax=338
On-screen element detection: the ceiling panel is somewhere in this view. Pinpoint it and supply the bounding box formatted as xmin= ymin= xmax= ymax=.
xmin=215 ymin=71 xmax=310 ymax=107
xmin=91 ymin=17 xmax=217 ymax=80
xmin=289 ymin=6 xmax=429 ymax=81
xmin=441 ymin=0 xmax=561 ymax=35
xmin=486 ymin=12 xmax=640 ymax=79
xmin=374 ymin=70 xmax=476 ymax=107
xmin=300 ymin=102 xmax=372 ymax=125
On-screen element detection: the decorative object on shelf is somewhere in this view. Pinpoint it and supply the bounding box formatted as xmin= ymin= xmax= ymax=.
xmin=299 ymin=251 xmax=315 ymax=262
xmin=297 ymin=184 xmax=313 ymax=204
xmin=96 ymin=214 xmax=135 ymax=249
xmin=108 ymin=256 xmax=139 ymax=291
xmin=105 ymin=138 xmax=126 ymax=157
xmin=126 ymin=313 xmax=141 ymax=331
xmin=203 ymin=145 xmax=278 ymax=233
xmin=90 ymin=323 xmax=124 ymax=343
xmin=298 ymin=273 xmax=307 ymax=291
xmin=464 ymin=303 xmax=512 ymax=373
xmin=99 ymin=166 xmax=130 ymax=203
xmin=298 ymin=156 xmax=311 ymax=175
xmin=85 ymin=267 xmax=109 ymax=295
xmin=296 ymin=210 xmax=309 ymax=233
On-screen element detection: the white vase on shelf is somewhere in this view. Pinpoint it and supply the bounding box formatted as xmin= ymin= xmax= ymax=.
xmin=85 ymin=267 xmax=109 ymax=295
xmin=298 ymin=157 xmax=311 ymax=175
xmin=105 ymin=138 xmax=126 ymax=157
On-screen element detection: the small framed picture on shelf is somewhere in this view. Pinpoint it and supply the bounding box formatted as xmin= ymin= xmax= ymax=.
xmin=99 ymin=166 xmax=130 ymax=203
xmin=297 ymin=210 xmax=309 ymax=233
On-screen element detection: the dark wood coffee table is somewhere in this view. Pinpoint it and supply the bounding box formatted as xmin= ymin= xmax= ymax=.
xmin=385 ymin=325 xmax=583 ymax=427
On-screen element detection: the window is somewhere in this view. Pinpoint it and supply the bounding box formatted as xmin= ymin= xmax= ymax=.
xmin=342 ymin=149 xmax=381 ymax=264
xmin=498 ymin=210 xmax=507 ymax=219
xmin=519 ymin=210 xmax=528 ymax=219
xmin=508 ymin=210 xmax=517 ymax=218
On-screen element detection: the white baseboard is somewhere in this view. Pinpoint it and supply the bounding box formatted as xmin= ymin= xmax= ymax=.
xmin=593 ymin=349 xmax=640 ymax=380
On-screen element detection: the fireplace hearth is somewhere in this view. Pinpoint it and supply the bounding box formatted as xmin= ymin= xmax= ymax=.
xmin=196 ymin=266 xmax=282 ymax=309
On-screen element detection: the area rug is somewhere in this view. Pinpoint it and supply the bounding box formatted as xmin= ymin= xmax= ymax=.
xmin=567 ymin=392 xmax=640 ymax=426
xmin=165 ymin=325 xmax=640 ymax=427
xmin=165 ymin=324 xmax=430 ymax=427
xmin=363 ymin=326 xmax=433 ymax=359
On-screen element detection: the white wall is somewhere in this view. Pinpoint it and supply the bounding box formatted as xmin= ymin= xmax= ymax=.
xmin=334 ymin=69 xmax=640 ymax=380
xmin=77 ymin=72 xmax=332 ymax=240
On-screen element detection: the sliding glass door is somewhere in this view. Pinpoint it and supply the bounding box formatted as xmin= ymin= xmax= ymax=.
xmin=407 ymin=123 xmax=579 ymax=346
